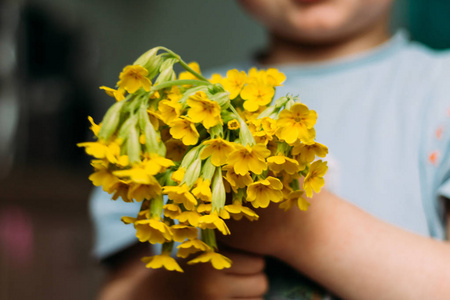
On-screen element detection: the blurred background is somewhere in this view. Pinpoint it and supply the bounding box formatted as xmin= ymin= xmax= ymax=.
xmin=0 ymin=0 xmax=449 ymax=299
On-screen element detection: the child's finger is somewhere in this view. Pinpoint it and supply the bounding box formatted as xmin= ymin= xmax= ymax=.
xmin=226 ymin=272 xmax=268 ymax=299
xmin=220 ymin=250 xmax=265 ymax=275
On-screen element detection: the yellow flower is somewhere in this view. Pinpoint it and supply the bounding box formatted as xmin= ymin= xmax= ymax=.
xmin=171 ymin=167 xmax=185 ymax=184
xmin=163 ymin=203 xmax=182 ymax=219
xmin=223 ymin=165 xmax=253 ymax=191
xmin=253 ymin=131 xmax=273 ymax=145
xmin=163 ymin=184 xmax=198 ymax=210
xmin=177 ymin=211 xmax=202 ymax=227
xmin=221 ymin=69 xmax=247 ymax=99
xmin=227 ymin=144 xmax=271 ymax=175
xmin=291 ymin=142 xmax=328 ymax=164
xmin=225 ymin=201 xmax=259 ymax=221
xmin=142 ymin=153 xmax=175 ymax=175
xmin=165 ymin=139 xmax=187 ymax=162
xmin=87 ymin=116 xmax=101 ymax=137
xmin=177 ymin=239 xmax=211 ymax=258
xmin=170 ymin=117 xmax=200 ymax=146
xmin=267 ymin=155 xmax=302 ymax=174
xmin=127 ymin=181 xmax=162 ymax=202
xmin=192 ymin=178 xmax=212 ymax=202
xmin=265 ymin=68 xmax=286 ymax=87
xmin=198 ymin=213 xmax=230 ymax=235
xmin=179 ymin=62 xmax=201 ymax=80
xmin=109 ymin=180 xmax=132 ymax=202
xmin=146 ymin=108 xmax=162 ymax=130
xmin=260 ymin=117 xmax=278 ymax=135
xmin=276 ymin=103 xmax=317 ymax=144
xmin=88 ymin=165 xmax=120 ymax=192
xmin=111 ymin=155 xmax=169 ymax=185
xmin=241 ymin=83 xmax=275 ymax=112
xmin=171 ymin=224 xmax=198 ymax=242
xmin=209 ymin=73 xmax=223 ymax=85
xmin=99 ymin=86 xmax=125 ymax=101
xmin=246 ymin=176 xmax=284 ymax=208
xmin=142 ymin=253 xmax=183 ymax=272
xmin=132 ymin=218 xmax=173 ymax=244
xmin=227 ymin=119 xmax=240 ymax=130
xmin=117 ymin=65 xmax=152 ymax=94
xmin=158 ymin=99 xmax=182 ymax=125
xmin=166 ymin=86 xmax=183 ymax=102
xmin=188 ymin=251 xmax=232 ymax=270
xmin=303 ymin=160 xmax=328 ymax=198
xmin=200 ymin=138 xmax=235 ymax=166
xmin=187 ymin=91 xmax=222 ymax=129
xmin=279 ymin=190 xmax=310 ymax=211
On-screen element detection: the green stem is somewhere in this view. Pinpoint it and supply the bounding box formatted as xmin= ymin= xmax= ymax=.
xmin=151 ymin=79 xmax=211 ymax=91
xmin=201 ymin=228 xmax=217 ymax=250
xmin=158 ymin=47 xmax=210 ymax=82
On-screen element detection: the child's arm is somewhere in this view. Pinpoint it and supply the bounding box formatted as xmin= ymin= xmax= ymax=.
xmin=97 ymin=244 xmax=268 ymax=300
xmin=221 ymin=190 xmax=450 ymax=300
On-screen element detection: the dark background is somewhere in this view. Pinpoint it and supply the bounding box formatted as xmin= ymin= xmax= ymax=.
xmin=0 ymin=0 xmax=448 ymax=299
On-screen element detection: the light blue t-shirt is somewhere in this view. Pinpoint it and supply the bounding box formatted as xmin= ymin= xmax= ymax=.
xmin=89 ymin=31 xmax=450 ymax=261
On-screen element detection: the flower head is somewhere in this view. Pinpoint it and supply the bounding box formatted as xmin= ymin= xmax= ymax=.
xmin=177 ymin=239 xmax=211 ymax=258
xmin=241 ymin=83 xmax=275 ymax=112
xmin=187 ymin=91 xmax=222 ymax=129
xmin=246 ymin=176 xmax=284 ymax=208
xmin=99 ymin=86 xmax=125 ymax=101
xmin=158 ymin=99 xmax=182 ymax=125
xmin=163 ymin=184 xmax=198 ymax=210
xmin=200 ymin=138 xmax=235 ymax=166
xmin=279 ymin=190 xmax=310 ymax=211
xmin=227 ymin=144 xmax=271 ymax=175
xmin=142 ymin=254 xmax=183 ymax=272
xmin=170 ymin=117 xmax=200 ymax=146
xmin=221 ymin=69 xmax=247 ymax=99
xmin=117 ymin=65 xmax=152 ymax=94
xmin=225 ymin=201 xmax=259 ymax=221
xmin=276 ymin=103 xmax=317 ymax=144
xmin=188 ymin=251 xmax=232 ymax=270
xmin=303 ymin=160 xmax=328 ymax=198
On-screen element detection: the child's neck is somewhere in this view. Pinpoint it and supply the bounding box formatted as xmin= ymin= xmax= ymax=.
xmin=261 ymin=22 xmax=391 ymax=66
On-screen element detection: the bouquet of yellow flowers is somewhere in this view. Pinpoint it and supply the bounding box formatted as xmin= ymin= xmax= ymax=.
xmin=78 ymin=47 xmax=328 ymax=272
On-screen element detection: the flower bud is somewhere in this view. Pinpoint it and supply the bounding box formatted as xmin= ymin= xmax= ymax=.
xmin=211 ymin=167 xmax=225 ymax=212
xmin=155 ymin=58 xmax=178 ymax=85
xmin=133 ymin=47 xmax=165 ymax=80
xmin=139 ymin=105 xmax=165 ymax=156
xmin=183 ymin=157 xmax=202 ymax=188
xmin=127 ymin=125 xmax=141 ymax=163
xmin=98 ymin=100 xmax=127 ymax=140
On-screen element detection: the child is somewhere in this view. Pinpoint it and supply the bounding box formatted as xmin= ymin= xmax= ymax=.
xmin=91 ymin=0 xmax=450 ymax=298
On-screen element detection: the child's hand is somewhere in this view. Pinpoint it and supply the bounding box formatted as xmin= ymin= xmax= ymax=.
xmin=98 ymin=246 xmax=268 ymax=300
xmin=172 ymin=249 xmax=268 ymax=299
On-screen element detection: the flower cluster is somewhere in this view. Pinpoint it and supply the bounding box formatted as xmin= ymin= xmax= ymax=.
xmin=79 ymin=47 xmax=328 ymax=272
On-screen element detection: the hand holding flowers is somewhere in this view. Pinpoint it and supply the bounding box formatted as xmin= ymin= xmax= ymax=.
xmin=79 ymin=46 xmax=328 ymax=272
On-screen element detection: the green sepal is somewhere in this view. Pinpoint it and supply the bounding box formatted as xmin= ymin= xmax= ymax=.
xmin=117 ymin=115 xmax=138 ymax=143
xmin=180 ymin=145 xmax=201 ymax=169
xmin=209 ymin=91 xmax=230 ymax=108
xmin=201 ymin=157 xmax=215 ymax=182
xmin=211 ymin=167 xmax=226 ymax=212
xmin=98 ymin=100 xmax=127 ymax=140
xmin=127 ymin=125 xmax=141 ymax=163
xmin=208 ymin=124 xmax=223 ymax=139
xmin=149 ymin=194 xmax=164 ymax=219
xmin=182 ymin=156 xmax=202 ymax=188
xmin=155 ymin=58 xmax=178 ymax=85
xmin=138 ymin=104 xmax=165 ymax=156
xmin=201 ymin=228 xmax=217 ymax=250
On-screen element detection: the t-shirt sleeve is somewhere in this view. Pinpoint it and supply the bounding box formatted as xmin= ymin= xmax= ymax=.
xmin=419 ymin=56 xmax=450 ymax=238
xmin=89 ymin=186 xmax=141 ymax=260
